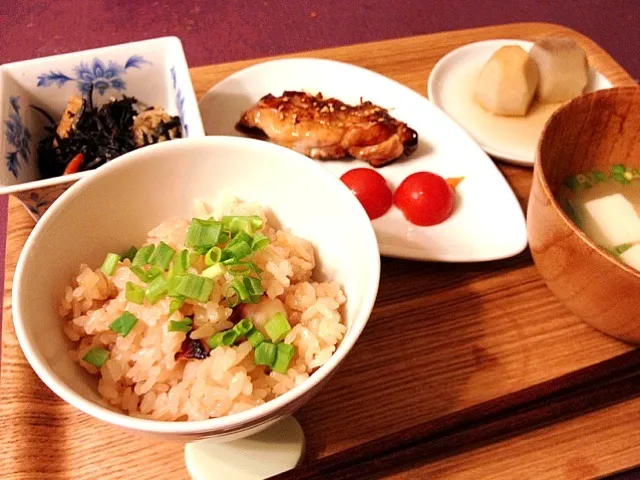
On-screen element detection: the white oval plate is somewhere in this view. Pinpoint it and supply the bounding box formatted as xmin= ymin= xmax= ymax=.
xmin=428 ymin=39 xmax=612 ymax=167
xmin=199 ymin=58 xmax=527 ymax=262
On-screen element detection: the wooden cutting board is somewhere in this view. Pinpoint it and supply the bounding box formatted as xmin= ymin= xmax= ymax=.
xmin=1 ymin=22 xmax=637 ymax=480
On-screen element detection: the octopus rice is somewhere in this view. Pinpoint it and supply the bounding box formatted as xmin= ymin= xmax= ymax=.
xmin=60 ymin=198 xmax=346 ymax=421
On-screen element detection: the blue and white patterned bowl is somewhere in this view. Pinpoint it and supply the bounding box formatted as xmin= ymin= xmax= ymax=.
xmin=0 ymin=37 xmax=204 ymax=219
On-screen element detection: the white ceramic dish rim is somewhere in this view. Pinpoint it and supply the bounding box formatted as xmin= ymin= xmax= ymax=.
xmin=12 ymin=136 xmax=381 ymax=435
xmin=427 ymin=39 xmax=611 ymax=166
xmin=0 ymin=36 xmax=204 ymax=195
xmin=200 ymin=57 xmax=528 ymax=263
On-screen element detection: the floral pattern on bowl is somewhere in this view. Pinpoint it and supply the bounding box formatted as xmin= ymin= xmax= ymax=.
xmin=37 ymin=55 xmax=151 ymax=95
xmin=0 ymin=37 xmax=204 ymax=220
xmin=4 ymin=96 xmax=31 ymax=178
xmin=171 ymin=65 xmax=189 ymax=136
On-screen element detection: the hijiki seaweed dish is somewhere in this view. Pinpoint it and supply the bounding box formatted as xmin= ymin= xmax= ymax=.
xmin=34 ymin=87 xmax=182 ymax=179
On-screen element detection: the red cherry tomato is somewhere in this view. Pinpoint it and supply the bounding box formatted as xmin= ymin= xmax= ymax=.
xmin=393 ymin=172 xmax=454 ymax=226
xmin=340 ymin=168 xmax=393 ymax=220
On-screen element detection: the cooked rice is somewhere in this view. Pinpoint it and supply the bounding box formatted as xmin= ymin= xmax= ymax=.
xmin=60 ymin=198 xmax=346 ymax=420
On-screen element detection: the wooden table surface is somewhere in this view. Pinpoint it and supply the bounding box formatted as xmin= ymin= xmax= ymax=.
xmin=1 ymin=22 xmax=639 ymax=479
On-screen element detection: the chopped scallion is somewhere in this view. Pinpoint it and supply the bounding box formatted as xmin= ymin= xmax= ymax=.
xmin=100 ymin=252 xmax=120 ymax=276
xmin=125 ymin=282 xmax=145 ymax=304
xmin=119 ymin=246 xmax=138 ymax=262
xmin=169 ymin=296 xmax=185 ymax=314
xmin=226 ymin=230 xmax=252 ymax=248
xmin=82 ymin=347 xmax=109 ymax=367
xmin=249 ymin=216 xmax=263 ymax=231
xmin=185 ymin=218 xmax=222 ymax=250
xmin=227 ymin=262 xmax=252 ymax=274
xmin=208 ymin=329 xmax=238 ymax=349
xmin=253 ymin=341 xmax=277 ymax=367
xmin=223 ymin=241 xmax=252 ymax=262
xmin=251 ymin=232 xmax=269 ymax=251
xmin=247 ymin=328 xmax=265 ymax=348
xmin=202 ymin=263 xmax=225 ymax=279
xmin=168 ymin=318 xmax=193 ymax=333
xmin=132 ymin=244 xmax=155 ymax=266
xmin=109 ymin=312 xmax=138 ymax=337
xmin=264 ymin=312 xmax=291 ymax=343
xmin=222 ymin=216 xmax=251 ymax=235
xmin=244 ymin=276 xmax=263 ymax=296
xmin=204 ymin=246 xmax=222 ymax=266
xmin=272 ymin=343 xmax=295 ymax=373
xmin=233 ymin=318 xmax=254 ymax=336
xmin=148 ymin=241 xmax=176 ymax=270
xmin=131 ymin=265 xmax=163 ymax=283
xmin=208 ymin=331 xmax=225 ymax=349
xmin=173 ymin=249 xmax=191 ymax=276
xmin=145 ymin=275 xmax=168 ymax=304
xmin=171 ymin=273 xmax=214 ymax=302
xmin=231 ymin=278 xmax=250 ymax=301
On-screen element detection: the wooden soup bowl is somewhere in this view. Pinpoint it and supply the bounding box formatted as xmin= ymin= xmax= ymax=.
xmin=528 ymin=86 xmax=640 ymax=343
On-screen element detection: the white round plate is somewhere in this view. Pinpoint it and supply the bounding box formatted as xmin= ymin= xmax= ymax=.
xmin=199 ymin=58 xmax=527 ymax=263
xmin=428 ymin=39 xmax=612 ymax=167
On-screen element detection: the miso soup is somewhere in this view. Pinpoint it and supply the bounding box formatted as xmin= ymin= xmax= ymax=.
xmin=563 ymin=165 xmax=640 ymax=271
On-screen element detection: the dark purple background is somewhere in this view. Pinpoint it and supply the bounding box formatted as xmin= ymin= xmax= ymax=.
xmin=0 ymin=0 xmax=638 ymax=291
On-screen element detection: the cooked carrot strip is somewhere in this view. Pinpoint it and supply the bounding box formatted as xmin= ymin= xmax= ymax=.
xmin=446 ymin=177 xmax=465 ymax=189
xmin=63 ymin=153 xmax=84 ymax=175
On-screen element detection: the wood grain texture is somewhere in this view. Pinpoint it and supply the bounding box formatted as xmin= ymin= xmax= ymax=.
xmin=1 ymin=23 xmax=637 ymax=480
xmin=529 ymin=86 xmax=640 ymax=342
xmin=384 ymin=383 xmax=640 ymax=480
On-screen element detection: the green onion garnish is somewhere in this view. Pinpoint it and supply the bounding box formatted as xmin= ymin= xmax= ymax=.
xmin=223 ymin=241 xmax=253 ymax=262
xmin=109 ymin=312 xmax=138 ymax=337
xmin=227 ymin=263 xmax=253 ymax=274
xmin=185 ymin=218 xmax=222 ymax=250
xmin=148 ymin=241 xmax=176 ymax=270
xmin=247 ymin=295 xmax=262 ymax=304
xmin=202 ymin=262 xmax=225 ymax=279
xmin=82 ymin=347 xmax=109 ymax=367
xmin=145 ymin=275 xmax=168 ymax=304
xmin=253 ymin=341 xmax=277 ymax=367
xmin=249 ymin=216 xmax=263 ymax=231
xmin=611 ymin=165 xmax=626 ymax=175
xmin=173 ymin=249 xmax=191 ymax=276
xmin=119 ymin=246 xmax=138 ymax=262
xmin=272 ymin=343 xmax=295 ymax=373
xmin=208 ymin=331 xmax=225 ymax=348
xmin=251 ymin=232 xmax=269 ymax=251
xmin=244 ymin=276 xmax=263 ymax=296
xmin=170 ymin=274 xmax=214 ymax=302
xmin=226 ymin=230 xmax=252 ymax=248
xmin=208 ymin=329 xmax=239 ymax=349
xmin=222 ymin=216 xmax=251 ymax=235
xmin=204 ymin=246 xmax=222 ymax=266
xmin=132 ymin=244 xmax=155 ymax=266
xmin=169 ymin=296 xmax=185 ymax=314
xmin=125 ymin=282 xmax=145 ymax=304
xmin=247 ymin=328 xmax=265 ymax=348
xmin=168 ymin=318 xmax=193 ymax=333
xmin=131 ymin=265 xmax=164 ymax=283
xmin=233 ymin=318 xmax=254 ymax=337
xmin=264 ymin=312 xmax=292 ymax=343
xmin=226 ymin=278 xmax=250 ymax=307
xmin=218 ymin=231 xmax=230 ymax=245
xmin=100 ymin=252 xmax=120 ymax=276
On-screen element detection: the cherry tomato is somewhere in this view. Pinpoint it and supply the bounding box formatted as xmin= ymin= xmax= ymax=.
xmin=394 ymin=172 xmax=454 ymax=226
xmin=340 ymin=168 xmax=393 ymax=220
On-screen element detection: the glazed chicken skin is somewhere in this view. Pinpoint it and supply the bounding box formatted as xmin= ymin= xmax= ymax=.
xmin=237 ymin=91 xmax=418 ymax=167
